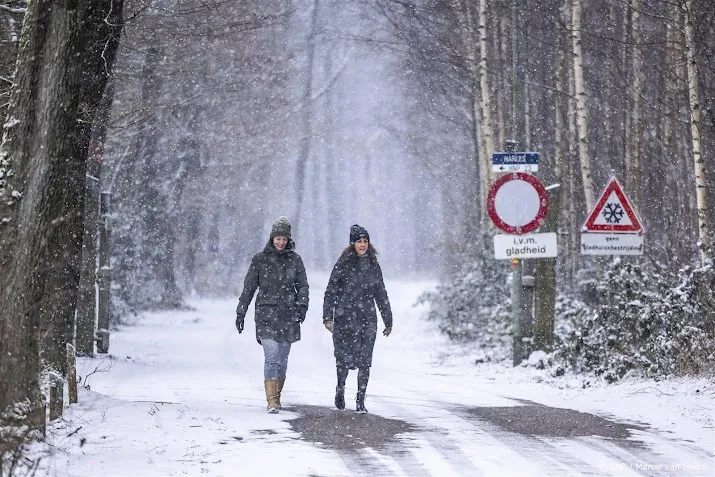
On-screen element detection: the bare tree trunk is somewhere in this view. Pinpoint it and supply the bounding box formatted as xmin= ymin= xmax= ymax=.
xmin=621 ymin=3 xmax=632 ymax=179
xmin=571 ymin=0 xmax=594 ymax=210
xmin=76 ymin=81 xmax=116 ymax=357
xmin=496 ymin=8 xmax=507 ymax=149
xmin=603 ymin=1 xmax=616 ymax=172
xmin=478 ymin=0 xmax=494 ymax=206
xmin=0 ymin=0 xmax=52 ymax=430
xmin=294 ymin=0 xmax=319 ymax=240
xmin=567 ymin=30 xmax=579 ymax=281
xmin=450 ymin=0 xmax=483 ymax=226
xmin=136 ymin=45 xmax=182 ymax=309
xmin=683 ymin=0 xmax=711 ymax=260
xmin=663 ymin=1 xmax=681 ymax=259
xmin=164 ymin=136 xmax=203 ymax=296
xmin=112 ymin=43 xmax=159 ymax=312
xmin=533 ymin=40 xmax=566 ymax=351
xmin=626 ymin=0 xmax=643 ymax=210
xmin=75 ymin=169 xmax=100 ymax=357
xmin=46 ymin=0 xmax=122 ymax=372
xmin=0 ymin=0 xmax=122 ymax=427
xmin=522 ymin=25 xmax=531 ymax=150
xmin=325 ymin=55 xmax=340 ymax=261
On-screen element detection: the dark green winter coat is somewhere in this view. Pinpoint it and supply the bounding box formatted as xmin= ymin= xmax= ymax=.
xmin=323 ymin=253 xmax=392 ymax=368
xmin=236 ymin=239 xmax=309 ymax=344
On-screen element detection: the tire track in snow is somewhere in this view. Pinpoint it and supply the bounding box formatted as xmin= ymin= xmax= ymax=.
xmin=453 ymin=407 xmax=629 ymax=476
xmin=370 ymin=385 xmax=640 ymax=476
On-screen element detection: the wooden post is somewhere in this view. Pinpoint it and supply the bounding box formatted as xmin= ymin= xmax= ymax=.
xmin=48 ymin=374 xmax=64 ymax=421
xmin=534 ymin=185 xmax=561 ymax=351
xmin=67 ymin=343 xmax=78 ymax=404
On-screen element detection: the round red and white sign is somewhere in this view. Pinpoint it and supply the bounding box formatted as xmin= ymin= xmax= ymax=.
xmin=487 ymin=172 xmax=549 ymax=235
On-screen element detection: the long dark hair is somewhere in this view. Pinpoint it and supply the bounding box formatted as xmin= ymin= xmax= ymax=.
xmin=339 ymin=243 xmax=379 ymax=264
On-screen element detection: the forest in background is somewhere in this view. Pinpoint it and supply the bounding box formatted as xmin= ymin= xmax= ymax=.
xmin=1 ymin=0 xmax=714 ymax=466
xmin=370 ymin=0 xmax=715 ymax=380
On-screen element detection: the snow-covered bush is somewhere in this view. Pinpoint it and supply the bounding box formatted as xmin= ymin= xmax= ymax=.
xmin=418 ymin=240 xmax=512 ymax=359
xmin=424 ymin=242 xmax=715 ymax=380
xmin=0 ymin=400 xmax=43 ymax=475
xmin=554 ymin=259 xmax=715 ymax=381
xmin=667 ymin=259 xmax=715 ymax=374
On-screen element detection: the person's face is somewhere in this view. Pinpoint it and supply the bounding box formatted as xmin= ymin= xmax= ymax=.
xmin=354 ymin=238 xmax=369 ymax=256
xmin=273 ymin=236 xmax=288 ymax=251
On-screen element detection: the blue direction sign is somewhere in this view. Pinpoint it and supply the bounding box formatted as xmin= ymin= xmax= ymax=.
xmin=492 ymin=152 xmax=539 ymax=172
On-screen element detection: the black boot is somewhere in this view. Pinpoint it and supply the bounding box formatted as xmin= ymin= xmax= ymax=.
xmin=334 ymin=386 xmax=345 ymax=410
xmin=355 ymin=392 xmax=367 ymax=414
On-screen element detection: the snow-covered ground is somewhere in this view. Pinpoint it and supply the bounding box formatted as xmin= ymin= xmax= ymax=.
xmin=32 ymin=274 xmax=714 ymax=476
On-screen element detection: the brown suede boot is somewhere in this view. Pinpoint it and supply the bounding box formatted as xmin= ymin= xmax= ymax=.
xmin=264 ymin=380 xmax=280 ymax=413
xmin=276 ymin=378 xmax=286 ymax=410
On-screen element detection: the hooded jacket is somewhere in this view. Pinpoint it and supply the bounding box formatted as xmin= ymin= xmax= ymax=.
xmin=236 ymin=239 xmax=309 ymax=343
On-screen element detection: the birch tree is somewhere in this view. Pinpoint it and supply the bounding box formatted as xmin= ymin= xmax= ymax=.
xmin=294 ymin=0 xmax=320 ymax=239
xmin=683 ymin=0 xmax=710 ymax=260
xmin=626 ymin=0 xmax=643 ymax=210
xmin=571 ymin=0 xmax=594 ymax=210
xmin=602 ymin=1 xmax=616 ymax=172
xmin=477 ymin=0 xmax=494 ymax=206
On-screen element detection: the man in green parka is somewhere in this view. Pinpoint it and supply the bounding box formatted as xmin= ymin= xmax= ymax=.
xmin=235 ymin=216 xmax=309 ymax=413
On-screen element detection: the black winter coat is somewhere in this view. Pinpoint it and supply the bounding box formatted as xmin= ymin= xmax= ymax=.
xmin=236 ymin=240 xmax=309 ymax=344
xmin=323 ymin=254 xmax=392 ymax=369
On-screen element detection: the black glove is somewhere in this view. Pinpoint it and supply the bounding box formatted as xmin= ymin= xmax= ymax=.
xmin=235 ymin=314 xmax=244 ymax=333
xmin=297 ymin=306 xmax=308 ymax=324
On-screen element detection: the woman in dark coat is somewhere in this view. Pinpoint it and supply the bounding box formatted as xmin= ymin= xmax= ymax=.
xmin=323 ymin=224 xmax=392 ymax=413
xmin=235 ymin=216 xmax=309 ymax=413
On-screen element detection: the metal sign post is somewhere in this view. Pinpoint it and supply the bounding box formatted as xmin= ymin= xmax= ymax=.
xmin=488 ymin=142 xmax=552 ymax=365
xmin=510 ymin=257 xmax=524 ymax=366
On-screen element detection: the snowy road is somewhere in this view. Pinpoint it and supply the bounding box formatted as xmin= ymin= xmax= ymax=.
xmin=40 ymin=276 xmax=713 ymax=476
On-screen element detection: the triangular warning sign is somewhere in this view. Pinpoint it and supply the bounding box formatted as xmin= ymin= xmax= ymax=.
xmin=582 ymin=178 xmax=644 ymax=233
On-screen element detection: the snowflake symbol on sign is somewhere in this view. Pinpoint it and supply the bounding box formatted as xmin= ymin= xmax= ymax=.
xmin=602 ymin=203 xmax=625 ymax=223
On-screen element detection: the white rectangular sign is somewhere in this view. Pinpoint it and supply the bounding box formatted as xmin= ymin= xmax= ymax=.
xmin=581 ymin=233 xmax=644 ymax=256
xmin=494 ymin=233 xmax=558 ymax=259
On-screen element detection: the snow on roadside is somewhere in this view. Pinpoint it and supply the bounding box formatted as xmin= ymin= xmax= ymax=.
xmin=407 ymin=286 xmax=715 ymax=455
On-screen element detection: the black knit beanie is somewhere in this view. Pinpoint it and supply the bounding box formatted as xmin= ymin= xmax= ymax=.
xmin=349 ymin=224 xmax=369 ymax=244
xmin=270 ymin=216 xmax=291 ymax=239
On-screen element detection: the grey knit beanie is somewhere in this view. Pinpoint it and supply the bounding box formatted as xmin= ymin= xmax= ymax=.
xmin=349 ymin=224 xmax=369 ymax=244
xmin=270 ymin=216 xmax=291 ymax=239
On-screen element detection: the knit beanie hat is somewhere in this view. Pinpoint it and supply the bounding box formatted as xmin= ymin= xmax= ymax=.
xmin=349 ymin=224 xmax=369 ymax=244
xmin=270 ymin=216 xmax=291 ymax=239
